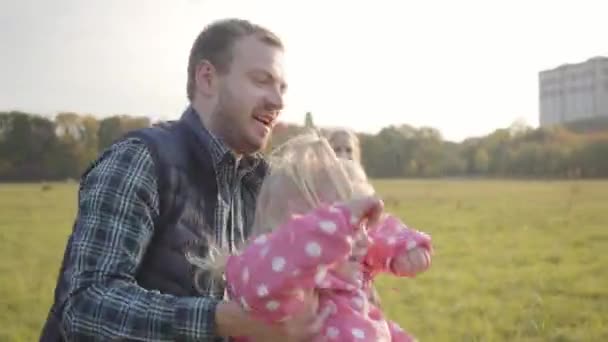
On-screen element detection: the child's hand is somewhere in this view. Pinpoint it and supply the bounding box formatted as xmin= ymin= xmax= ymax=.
xmin=342 ymin=196 xmax=384 ymax=228
xmin=334 ymin=260 xmax=364 ymax=287
xmin=392 ymin=247 xmax=431 ymax=275
xmin=350 ymin=229 xmax=371 ymax=261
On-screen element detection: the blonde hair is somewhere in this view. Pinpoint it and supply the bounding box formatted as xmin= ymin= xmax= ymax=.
xmin=188 ymin=131 xmax=375 ymax=292
xmin=328 ymin=128 xmax=362 ymax=163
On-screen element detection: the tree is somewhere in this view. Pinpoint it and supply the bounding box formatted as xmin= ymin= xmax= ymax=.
xmin=508 ymin=118 xmax=532 ymax=138
xmin=98 ymin=115 xmax=150 ymax=152
xmin=473 ymin=148 xmax=490 ymax=174
xmin=0 ymin=112 xmax=59 ymax=180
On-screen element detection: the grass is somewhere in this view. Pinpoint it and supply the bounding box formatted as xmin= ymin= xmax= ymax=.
xmin=1 ymin=180 xmax=607 ymax=341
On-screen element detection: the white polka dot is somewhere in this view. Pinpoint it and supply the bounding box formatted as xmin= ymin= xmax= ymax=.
xmin=266 ymin=300 xmax=280 ymax=311
xmin=346 ymin=284 xmax=356 ymax=291
xmin=315 ymin=266 xmax=327 ymax=285
xmin=241 ymin=267 xmax=249 ymax=284
xmin=260 ymin=246 xmax=270 ymax=257
xmin=272 ymin=257 xmax=286 ymax=272
xmin=257 ymin=284 xmax=269 ymax=297
xmin=352 ymin=297 xmax=364 ymax=309
xmin=407 ymin=240 xmax=417 ymax=250
xmin=254 ymin=235 xmax=268 ymax=244
xmin=352 ymin=328 xmax=365 ymax=339
xmin=319 ymin=220 xmax=338 ymax=234
xmin=387 ymin=237 xmax=397 ymax=245
xmin=350 ymin=215 xmax=359 ymax=225
xmin=305 ymin=242 xmax=322 ymax=257
xmin=329 ymin=206 xmax=340 ymax=213
xmin=292 ymin=269 xmax=301 ymax=277
xmin=326 ymin=326 xmax=340 ymax=339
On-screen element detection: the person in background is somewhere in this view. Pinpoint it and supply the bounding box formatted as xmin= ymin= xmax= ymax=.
xmin=328 ymin=128 xmax=361 ymax=162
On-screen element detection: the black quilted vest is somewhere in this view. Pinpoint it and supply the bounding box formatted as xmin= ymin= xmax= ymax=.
xmin=40 ymin=108 xmax=268 ymax=341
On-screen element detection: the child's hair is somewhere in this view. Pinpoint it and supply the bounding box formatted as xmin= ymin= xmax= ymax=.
xmin=187 ymin=131 xmax=375 ymax=292
xmin=327 ymin=128 xmax=362 ymax=163
xmin=252 ymin=132 xmax=373 ymax=236
xmin=340 ymin=158 xmax=374 ymax=198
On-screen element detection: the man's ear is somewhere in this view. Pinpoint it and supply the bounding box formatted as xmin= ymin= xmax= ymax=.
xmin=195 ymin=60 xmax=218 ymax=97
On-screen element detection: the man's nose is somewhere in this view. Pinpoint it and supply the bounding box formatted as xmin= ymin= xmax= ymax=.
xmin=265 ymin=88 xmax=284 ymax=111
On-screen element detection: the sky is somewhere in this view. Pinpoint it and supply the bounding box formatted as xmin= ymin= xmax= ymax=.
xmin=1 ymin=0 xmax=607 ymax=142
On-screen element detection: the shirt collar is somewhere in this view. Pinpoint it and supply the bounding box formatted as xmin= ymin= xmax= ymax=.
xmin=182 ymin=105 xmax=267 ymax=176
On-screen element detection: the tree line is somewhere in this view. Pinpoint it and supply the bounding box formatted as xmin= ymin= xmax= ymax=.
xmin=358 ymin=121 xmax=608 ymax=179
xmin=1 ymin=111 xmax=607 ymax=181
xmin=0 ymin=111 xmax=150 ymax=181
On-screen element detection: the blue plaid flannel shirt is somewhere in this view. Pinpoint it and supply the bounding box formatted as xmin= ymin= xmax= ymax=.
xmin=60 ymin=119 xmax=258 ymax=341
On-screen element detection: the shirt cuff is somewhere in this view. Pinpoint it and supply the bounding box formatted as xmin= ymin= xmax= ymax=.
xmin=174 ymin=296 xmax=221 ymax=341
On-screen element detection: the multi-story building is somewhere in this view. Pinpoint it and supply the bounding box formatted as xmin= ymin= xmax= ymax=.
xmin=539 ymin=56 xmax=608 ymax=126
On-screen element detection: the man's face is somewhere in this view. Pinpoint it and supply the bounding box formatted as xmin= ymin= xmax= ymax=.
xmin=215 ymin=36 xmax=286 ymax=154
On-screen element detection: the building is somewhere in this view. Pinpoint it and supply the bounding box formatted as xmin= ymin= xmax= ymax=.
xmin=539 ymin=56 xmax=608 ymax=127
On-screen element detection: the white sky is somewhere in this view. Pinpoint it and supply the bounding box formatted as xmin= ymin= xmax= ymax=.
xmin=1 ymin=0 xmax=606 ymax=142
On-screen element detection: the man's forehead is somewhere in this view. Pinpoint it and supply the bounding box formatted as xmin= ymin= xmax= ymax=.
xmin=233 ymin=36 xmax=285 ymax=76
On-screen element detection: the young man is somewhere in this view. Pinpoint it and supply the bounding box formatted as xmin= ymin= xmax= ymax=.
xmin=40 ymin=18 xmax=320 ymax=341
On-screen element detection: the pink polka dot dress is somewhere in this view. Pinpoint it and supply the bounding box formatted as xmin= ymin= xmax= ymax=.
xmin=225 ymin=204 xmax=432 ymax=342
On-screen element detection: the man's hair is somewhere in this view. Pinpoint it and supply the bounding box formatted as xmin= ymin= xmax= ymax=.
xmin=186 ymin=18 xmax=284 ymax=101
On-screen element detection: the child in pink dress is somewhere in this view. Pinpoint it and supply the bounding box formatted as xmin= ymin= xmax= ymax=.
xmin=194 ymin=134 xmax=432 ymax=341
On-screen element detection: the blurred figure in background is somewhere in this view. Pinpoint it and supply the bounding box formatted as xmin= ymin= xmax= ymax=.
xmin=328 ymin=128 xmax=361 ymax=162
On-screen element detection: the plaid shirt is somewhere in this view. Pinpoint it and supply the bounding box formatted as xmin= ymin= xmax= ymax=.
xmin=61 ymin=115 xmax=262 ymax=341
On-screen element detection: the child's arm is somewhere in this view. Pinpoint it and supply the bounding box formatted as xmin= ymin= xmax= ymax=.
xmin=364 ymin=215 xmax=432 ymax=277
xmin=225 ymin=204 xmax=358 ymax=323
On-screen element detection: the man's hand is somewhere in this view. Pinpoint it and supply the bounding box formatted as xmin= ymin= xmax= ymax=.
xmin=393 ymin=247 xmax=431 ymax=275
xmin=278 ymin=290 xmax=323 ymax=342
xmin=248 ymin=290 xmax=322 ymax=342
xmin=215 ymin=290 xmax=322 ymax=342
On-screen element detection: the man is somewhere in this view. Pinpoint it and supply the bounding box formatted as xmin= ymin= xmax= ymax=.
xmin=40 ymin=18 xmax=319 ymax=341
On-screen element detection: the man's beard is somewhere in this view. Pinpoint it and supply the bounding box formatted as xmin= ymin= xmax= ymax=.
xmin=212 ymin=91 xmax=240 ymax=142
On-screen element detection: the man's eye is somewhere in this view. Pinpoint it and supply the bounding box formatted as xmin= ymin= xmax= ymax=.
xmin=253 ymin=76 xmax=271 ymax=85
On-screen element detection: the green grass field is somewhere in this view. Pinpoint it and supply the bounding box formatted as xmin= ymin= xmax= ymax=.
xmin=1 ymin=180 xmax=607 ymax=341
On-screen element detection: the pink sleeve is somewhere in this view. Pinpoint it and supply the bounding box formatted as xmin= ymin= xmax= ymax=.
xmin=225 ymin=204 xmax=357 ymax=323
xmin=364 ymin=215 xmax=432 ymax=277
